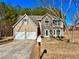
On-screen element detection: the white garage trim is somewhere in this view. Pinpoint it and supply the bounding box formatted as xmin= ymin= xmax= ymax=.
xmin=14 ymin=32 xmax=37 ymax=40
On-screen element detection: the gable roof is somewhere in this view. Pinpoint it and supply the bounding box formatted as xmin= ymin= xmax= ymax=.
xmin=42 ymin=13 xmax=52 ymax=19
xmin=12 ymin=14 xmax=26 ymax=28
xmin=12 ymin=14 xmax=38 ymax=28
xmin=41 ymin=13 xmax=55 ymax=21
xmin=29 ymin=15 xmax=43 ymax=25
xmin=12 ymin=13 xmax=64 ymax=28
xmin=29 ymin=16 xmax=43 ymax=21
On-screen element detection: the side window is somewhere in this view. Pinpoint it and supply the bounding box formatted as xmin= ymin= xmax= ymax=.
xmin=46 ymin=30 xmax=48 ymax=36
xmin=50 ymin=30 xmax=52 ymax=35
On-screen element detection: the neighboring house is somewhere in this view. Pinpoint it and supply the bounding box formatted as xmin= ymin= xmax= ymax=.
xmin=13 ymin=13 xmax=64 ymax=40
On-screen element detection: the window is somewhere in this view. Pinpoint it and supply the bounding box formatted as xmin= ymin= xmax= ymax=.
xmin=45 ymin=21 xmax=49 ymax=23
xmin=45 ymin=18 xmax=49 ymax=24
xmin=57 ymin=30 xmax=60 ymax=36
xmin=46 ymin=30 xmax=48 ymax=36
xmin=45 ymin=20 xmax=49 ymax=26
xmin=24 ymin=19 xmax=27 ymax=22
xmin=23 ymin=19 xmax=28 ymax=25
xmin=58 ymin=20 xmax=61 ymax=25
xmin=53 ymin=30 xmax=55 ymax=35
xmin=53 ymin=20 xmax=61 ymax=25
xmin=53 ymin=20 xmax=57 ymax=25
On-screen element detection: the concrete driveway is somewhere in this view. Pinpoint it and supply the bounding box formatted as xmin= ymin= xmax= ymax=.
xmin=0 ymin=40 xmax=35 ymax=59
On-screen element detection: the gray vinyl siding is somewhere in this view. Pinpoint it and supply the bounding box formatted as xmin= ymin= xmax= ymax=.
xmin=41 ymin=14 xmax=64 ymax=37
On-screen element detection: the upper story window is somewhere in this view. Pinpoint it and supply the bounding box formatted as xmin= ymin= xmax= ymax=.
xmin=58 ymin=20 xmax=61 ymax=25
xmin=45 ymin=21 xmax=49 ymax=23
xmin=45 ymin=18 xmax=49 ymax=25
xmin=45 ymin=18 xmax=49 ymax=22
xmin=24 ymin=19 xmax=27 ymax=22
xmin=53 ymin=20 xmax=61 ymax=25
xmin=45 ymin=20 xmax=49 ymax=26
xmin=23 ymin=19 xmax=28 ymax=25
xmin=53 ymin=20 xmax=57 ymax=25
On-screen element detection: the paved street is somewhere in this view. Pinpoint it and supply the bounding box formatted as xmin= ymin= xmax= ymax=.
xmin=0 ymin=40 xmax=35 ymax=59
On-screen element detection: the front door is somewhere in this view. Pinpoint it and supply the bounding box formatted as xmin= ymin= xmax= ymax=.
xmin=56 ymin=29 xmax=60 ymax=37
xmin=45 ymin=29 xmax=49 ymax=37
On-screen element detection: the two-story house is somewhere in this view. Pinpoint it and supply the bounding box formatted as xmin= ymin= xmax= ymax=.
xmin=13 ymin=13 xmax=64 ymax=40
xmin=41 ymin=13 xmax=64 ymax=38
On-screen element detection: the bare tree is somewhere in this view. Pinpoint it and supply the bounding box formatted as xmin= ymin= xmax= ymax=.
xmin=70 ymin=0 xmax=79 ymax=42
xmin=38 ymin=0 xmax=73 ymax=41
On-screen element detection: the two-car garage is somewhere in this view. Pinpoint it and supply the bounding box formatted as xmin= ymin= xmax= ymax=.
xmin=14 ymin=32 xmax=37 ymax=40
xmin=13 ymin=14 xmax=37 ymax=40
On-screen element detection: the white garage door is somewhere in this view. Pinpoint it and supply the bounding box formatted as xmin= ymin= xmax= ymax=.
xmin=27 ymin=32 xmax=37 ymax=39
xmin=14 ymin=32 xmax=37 ymax=40
xmin=14 ymin=32 xmax=25 ymax=40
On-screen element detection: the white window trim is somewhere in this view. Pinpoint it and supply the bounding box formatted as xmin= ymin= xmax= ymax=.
xmin=44 ymin=29 xmax=50 ymax=37
xmin=53 ymin=20 xmax=61 ymax=26
xmin=53 ymin=29 xmax=63 ymax=37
